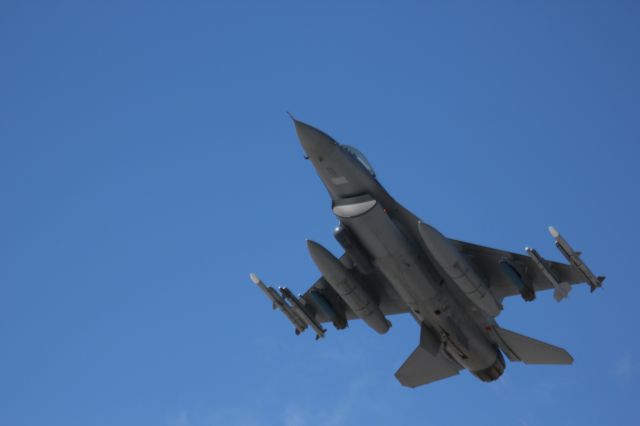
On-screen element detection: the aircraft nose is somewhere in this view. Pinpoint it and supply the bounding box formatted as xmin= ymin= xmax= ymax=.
xmin=292 ymin=118 xmax=339 ymax=159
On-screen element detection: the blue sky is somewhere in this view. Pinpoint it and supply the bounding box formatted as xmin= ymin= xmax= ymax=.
xmin=1 ymin=1 xmax=639 ymax=425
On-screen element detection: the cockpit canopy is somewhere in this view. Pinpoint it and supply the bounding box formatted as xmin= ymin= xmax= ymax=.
xmin=341 ymin=145 xmax=376 ymax=177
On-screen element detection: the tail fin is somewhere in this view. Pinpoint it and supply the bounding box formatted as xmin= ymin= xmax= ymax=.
xmin=495 ymin=326 xmax=573 ymax=365
xmin=395 ymin=325 xmax=462 ymax=388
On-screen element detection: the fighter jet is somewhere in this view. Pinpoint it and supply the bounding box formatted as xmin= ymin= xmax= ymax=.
xmin=250 ymin=118 xmax=605 ymax=387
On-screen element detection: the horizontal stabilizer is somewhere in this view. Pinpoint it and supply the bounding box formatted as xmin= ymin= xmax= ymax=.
xmin=395 ymin=346 xmax=461 ymax=388
xmin=496 ymin=327 xmax=573 ymax=365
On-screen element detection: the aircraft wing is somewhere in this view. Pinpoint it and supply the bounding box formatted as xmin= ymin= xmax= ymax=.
xmin=449 ymin=238 xmax=590 ymax=301
xmin=251 ymin=227 xmax=602 ymax=338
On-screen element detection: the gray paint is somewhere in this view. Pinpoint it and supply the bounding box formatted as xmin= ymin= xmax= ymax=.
xmin=250 ymin=119 xmax=604 ymax=387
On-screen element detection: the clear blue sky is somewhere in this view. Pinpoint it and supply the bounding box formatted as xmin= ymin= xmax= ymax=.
xmin=1 ymin=1 xmax=639 ymax=425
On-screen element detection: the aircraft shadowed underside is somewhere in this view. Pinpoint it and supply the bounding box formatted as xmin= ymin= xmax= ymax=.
xmin=251 ymin=119 xmax=604 ymax=387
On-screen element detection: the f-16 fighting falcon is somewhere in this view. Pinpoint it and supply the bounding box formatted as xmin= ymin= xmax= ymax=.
xmin=250 ymin=118 xmax=605 ymax=388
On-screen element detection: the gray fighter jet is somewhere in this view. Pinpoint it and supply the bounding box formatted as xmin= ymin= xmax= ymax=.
xmin=250 ymin=119 xmax=604 ymax=387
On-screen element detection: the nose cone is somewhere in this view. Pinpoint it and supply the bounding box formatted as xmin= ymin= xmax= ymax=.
xmin=306 ymin=239 xmax=332 ymax=268
xmin=293 ymin=119 xmax=339 ymax=159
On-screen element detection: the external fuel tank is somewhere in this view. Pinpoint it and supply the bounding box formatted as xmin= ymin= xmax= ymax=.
xmin=306 ymin=240 xmax=391 ymax=334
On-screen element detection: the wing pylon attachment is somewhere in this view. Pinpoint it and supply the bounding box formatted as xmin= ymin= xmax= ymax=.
xmin=249 ymin=273 xmax=326 ymax=339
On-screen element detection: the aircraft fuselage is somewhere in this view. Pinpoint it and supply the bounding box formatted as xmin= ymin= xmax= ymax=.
xmin=295 ymin=120 xmax=505 ymax=379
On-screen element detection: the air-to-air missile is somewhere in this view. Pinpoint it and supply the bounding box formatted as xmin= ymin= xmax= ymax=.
xmin=548 ymin=226 xmax=605 ymax=292
xmin=278 ymin=286 xmax=326 ymax=338
xmin=249 ymin=273 xmax=325 ymax=339
xmin=525 ymin=246 xmax=572 ymax=302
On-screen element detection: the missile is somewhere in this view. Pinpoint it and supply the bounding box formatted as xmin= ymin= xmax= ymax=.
xmin=548 ymin=226 xmax=605 ymax=292
xmin=525 ymin=247 xmax=571 ymax=302
xmin=306 ymin=240 xmax=391 ymax=334
xmin=249 ymin=273 xmax=308 ymax=334
xmin=279 ymin=287 xmax=326 ymax=339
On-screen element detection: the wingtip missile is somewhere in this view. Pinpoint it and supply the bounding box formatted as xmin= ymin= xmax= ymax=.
xmin=547 ymin=227 xmax=604 ymax=292
xmin=249 ymin=272 xmax=272 ymax=303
